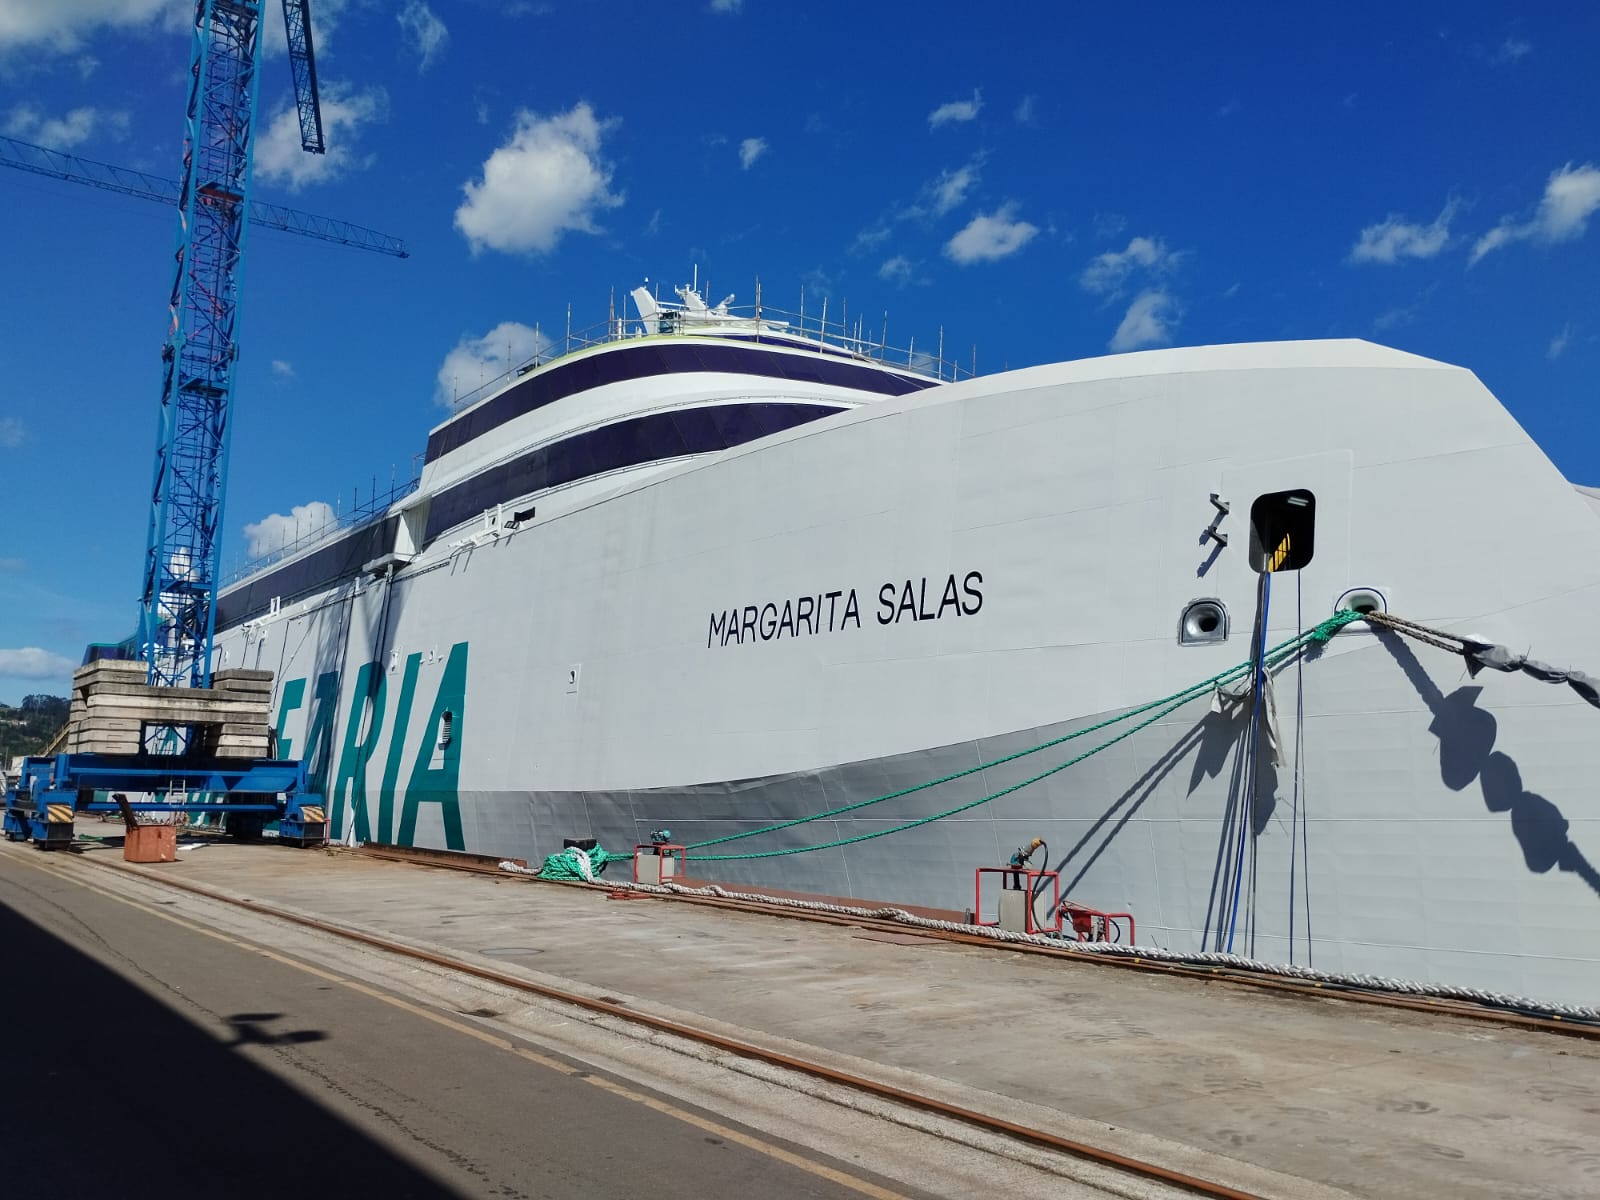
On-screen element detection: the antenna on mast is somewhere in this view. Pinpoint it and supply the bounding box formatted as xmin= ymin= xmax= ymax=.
xmin=937 ymin=325 xmax=944 ymax=380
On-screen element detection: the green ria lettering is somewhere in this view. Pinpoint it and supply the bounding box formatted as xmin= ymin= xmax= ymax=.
xmin=274 ymin=642 xmax=468 ymax=850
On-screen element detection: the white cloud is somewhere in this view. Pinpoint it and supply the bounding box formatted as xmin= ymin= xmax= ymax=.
xmin=928 ymin=160 xmax=979 ymax=216
xmin=455 ymin=102 xmax=623 ymax=256
xmin=878 ymin=255 xmax=914 ymax=286
xmin=709 ymin=0 xmax=743 ymax=11
xmin=1374 ymin=303 xmax=1418 ymax=332
xmin=244 ymin=501 xmax=337 ymax=559
xmin=1548 ymin=324 xmax=1571 ymax=360
xmin=1092 ymin=212 xmax=1128 ymax=240
xmin=800 ymin=265 xmax=834 ymax=300
xmin=1110 ymin=289 xmax=1179 ymax=352
xmin=851 ymin=224 xmax=892 ymax=255
xmin=852 ymin=156 xmax=984 ymax=253
xmin=0 ymin=416 xmax=23 ymax=447
xmin=0 ymin=557 xmax=23 ymax=571
xmin=397 ymin=1 xmax=449 ymax=73
xmin=944 ymin=204 xmax=1037 ymax=263
xmin=928 ymin=89 xmax=982 ymax=130
xmin=1349 ymin=199 xmax=1458 ymax=264
xmin=1080 ymin=235 xmax=1182 ymax=295
xmin=435 ymin=321 xmax=552 ymax=407
xmin=1013 ymin=95 xmax=1036 ymax=124
xmin=0 ymin=647 xmax=75 ymax=680
xmin=1472 ymin=163 xmax=1600 ymax=264
xmin=738 ymin=136 xmax=767 ymax=170
xmin=1496 ymin=36 xmax=1532 ymax=64
xmin=254 ymin=83 xmax=388 ymax=192
xmin=0 ymin=0 xmax=185 ymax=53
xmin=3 ymin=103 xmax=128 ymax=149
xmin=271 ymin=359 xmax=296 ymax=379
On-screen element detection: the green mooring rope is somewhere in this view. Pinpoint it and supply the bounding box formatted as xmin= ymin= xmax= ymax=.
xmin=686 ymin=609 xmax=1364 ymax=863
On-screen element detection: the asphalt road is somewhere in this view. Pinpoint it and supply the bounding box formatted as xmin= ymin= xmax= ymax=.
xmin=0 ymin=850 xmax=919 ymax=1200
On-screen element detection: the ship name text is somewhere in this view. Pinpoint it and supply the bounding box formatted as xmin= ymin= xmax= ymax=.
xmin=707 ymin=571 xmax=983 ymax=649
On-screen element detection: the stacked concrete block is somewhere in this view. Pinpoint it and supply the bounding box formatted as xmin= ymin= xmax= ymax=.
xmin=65 ymin=661 xmax=275 ymax=758
xmin=203 ymin=668 xmax=275 ymax=758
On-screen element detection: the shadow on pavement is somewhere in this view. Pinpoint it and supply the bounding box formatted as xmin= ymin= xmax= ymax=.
xmin=0 ymin=898 xmax=465 ymax=1199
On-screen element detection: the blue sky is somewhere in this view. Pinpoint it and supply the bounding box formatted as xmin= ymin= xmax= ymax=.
xmin=0 ymin=2 xmax=1596 ymax=704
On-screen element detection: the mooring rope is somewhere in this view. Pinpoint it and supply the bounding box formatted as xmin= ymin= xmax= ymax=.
xmin=683 ymin=609 xmax=1366 ymax=861
xmin=495 ymin=866 xmax=1600 ymax=1025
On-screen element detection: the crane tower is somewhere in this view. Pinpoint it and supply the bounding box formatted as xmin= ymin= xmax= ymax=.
xmin=140 ymin=0 xmax=328 ymax=689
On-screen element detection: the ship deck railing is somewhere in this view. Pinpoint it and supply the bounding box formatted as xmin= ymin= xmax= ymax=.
xmin=219 ymin=467 xmax=422 ymax=589
xmin=444 ymin=299 xmax=978 ymax=415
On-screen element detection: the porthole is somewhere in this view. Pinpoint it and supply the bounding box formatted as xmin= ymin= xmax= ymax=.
xmin=1178 ymin=598 xmax=1229 ymax=645
xmin=1335 ymin=587 xmax=1387 ymax=618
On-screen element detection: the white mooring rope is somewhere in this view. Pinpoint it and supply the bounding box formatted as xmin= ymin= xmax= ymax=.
xmin=497 ymin=862 xmax=1600 ymax=1025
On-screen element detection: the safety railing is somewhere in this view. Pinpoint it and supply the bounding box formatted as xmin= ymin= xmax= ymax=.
xmin=443 ymin=288 xmax=978 ymax=414
xmin=220 ymin=464 xmax=422 ymax=587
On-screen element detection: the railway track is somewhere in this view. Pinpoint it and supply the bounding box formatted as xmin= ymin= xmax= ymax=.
xmin=75 ymin=848 xmax=1275 ymax=1200
xmin=359 ymin=841 xmax=1600 ymax=1042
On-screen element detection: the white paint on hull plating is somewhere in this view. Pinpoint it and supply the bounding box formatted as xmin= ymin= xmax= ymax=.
xmin=218 ymin=337 xmax=1600 ymax=1007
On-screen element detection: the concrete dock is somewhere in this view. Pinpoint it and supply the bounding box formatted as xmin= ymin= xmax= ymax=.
xmin=3 ymin=825 xmax=1596 ymax=1199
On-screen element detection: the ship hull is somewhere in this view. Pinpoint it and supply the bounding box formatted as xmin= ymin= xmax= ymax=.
xmin=217 ymin=340 xmax=1600 ymax=1006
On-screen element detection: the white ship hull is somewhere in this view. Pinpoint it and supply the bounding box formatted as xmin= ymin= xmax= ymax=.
xmin=216 ymin=336 xmax=1600 ymax=1007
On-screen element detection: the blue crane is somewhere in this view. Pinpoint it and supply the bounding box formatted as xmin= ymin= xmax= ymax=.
xmin=0 ymin=135 xmax=409 ymax=258
xmin=140 ymin=0 xmax=351 ymax=689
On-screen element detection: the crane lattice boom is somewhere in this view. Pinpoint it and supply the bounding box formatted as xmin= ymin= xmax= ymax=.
xmin=0 ymin=134 xmax=407 ymax=257
xmin=282 ymin=0 xmax=325 ymax=154
xmin=140 ymin=0 xmax=346 ymax=690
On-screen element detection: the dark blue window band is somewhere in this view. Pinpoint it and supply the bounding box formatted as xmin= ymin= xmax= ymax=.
xmin=426 ymin=341 xmax=932 ymax=463
xmin=424 ymin=401 xmax=841 ymax=539
xmin=216 ymin=517 xmax=398 ymax=631
xmin=218 ymin=400 xmax=841 ymax=630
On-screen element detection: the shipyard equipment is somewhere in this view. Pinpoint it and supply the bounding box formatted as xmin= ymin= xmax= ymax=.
xmin=3 ymin=754 xmax=327 ymax=850
xmin=634 ymin=830 xmax=686 ymax=885
xmin=0 ymin=135 xmax=409 ymax=258
xmin=0 ymin=2 xmax=403 ymax=849
xmin=2 ymin=659 xmax=328 ymax=849
xmin=975 ymin=860 xmax=1062 ymax=936
xmin=142 ymin=0 xmax=331 ymax=689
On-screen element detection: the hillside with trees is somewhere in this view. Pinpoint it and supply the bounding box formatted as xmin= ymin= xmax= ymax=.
xmin=1 ymin=694 xmax=70 ymax=763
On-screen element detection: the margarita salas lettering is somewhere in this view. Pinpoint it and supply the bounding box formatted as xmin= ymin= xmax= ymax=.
xmin=707 ymin=571 xmax=983 ymax=648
